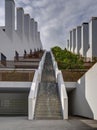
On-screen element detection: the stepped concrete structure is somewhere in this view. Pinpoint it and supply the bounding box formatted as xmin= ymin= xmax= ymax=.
xmin=66 ymin=16 xmax=97 ymax=121
xmin=0 ymin=0 xmax=97 ymax=124
xmin=67 ymin=17 xmax=97 ymax=60
xmin=0 ymin=0 xmax=43 ymax=61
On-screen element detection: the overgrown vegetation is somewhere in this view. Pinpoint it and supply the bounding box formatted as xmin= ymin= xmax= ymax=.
xmin=51 ymin=46 xmax=84 ymax=69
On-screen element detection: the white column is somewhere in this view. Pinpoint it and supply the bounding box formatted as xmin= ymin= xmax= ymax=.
xmin=17 ymin=7 xmax=24 ymax=40
xmin=75 ymin=26 xmax=81 ymax=54
xmin=35 ymin=22 xmax=38 ymax=50
xmin=30 ymin=19 xmax=35 ymax=51
xmin=72 ymin=29 xmax=76 ymax=53
xmin=24 ymin=14 xmax=30 ymax=41
xmin=70 ymin=31 xmax=72 ymax=52
xmin=67 ymin=39 xmax=69 ymax=51
xmin=81 ymin=23 xmax=89 ymax=57
xmin=5 ymin=0 xmax=15 ymax=40
xmin=37 ymin=32 xmax=43 ymax=50
xmin=24 ymin=14 xmax=30 ymax=51
xmin=13 ymin=7 xmax=24 ymax=56
xmin=87 ymin=17 xmax=97 ymax=60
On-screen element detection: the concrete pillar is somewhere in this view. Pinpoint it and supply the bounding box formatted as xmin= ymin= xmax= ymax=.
xmin=38 ymin=32 xmax=43 ymax=50
xmin=24 ymin=14 xmax=30 ymax=52
xmin=70 ymin=31 xmax=72 ymax=52
xmin=75 ymin=26 xmax=81 ymax=54
xmin=37 ymin=32 xmax=43 ymax=50
xmin=67 ymin=39 xmax=69 ymax=51
xmin=24 ymin=14 xmax=30 ymax=42
xmin=35 ymin=22 xmax=38 ymax=50
xmin=72 ymin=29 xmax=76 ymax=53
xmin=81 ymin=23 xmax=89 ymax=57
xmin=17 ymin=7 xmax=24 ymax=40
xmin=87 ymin=17 xmax=97 ymax=59
xmin=5 ymin=0 xmax=15 ymax=40
xmin=30 ymin=18 xmax=36 ymax=51
xmin=30 ymin=19 xmax=35 ymax=51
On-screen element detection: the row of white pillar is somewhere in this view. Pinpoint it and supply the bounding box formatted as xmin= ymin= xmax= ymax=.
xmin=0 ymin=0 xmax=43 ymax=60
xmin=67 ymin=17 xmax=97 ymax=60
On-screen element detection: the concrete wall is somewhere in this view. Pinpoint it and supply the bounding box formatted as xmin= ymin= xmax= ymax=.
xmin=0 ymin=92 xmax=28 ymax=115
xmin=68 ymin=63 xmax=97 ymax=120
xmin=0 ymin=28 xmax=14 ymax=60
xmin=68 ymin=77 xmax=94 ymax=118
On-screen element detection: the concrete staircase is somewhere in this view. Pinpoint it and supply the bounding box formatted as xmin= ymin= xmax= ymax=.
xmin=35 ymin=52 xmax=62 ymax=119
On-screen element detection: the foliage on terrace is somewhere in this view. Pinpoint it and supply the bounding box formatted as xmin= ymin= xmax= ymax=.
xmin=51 ymin=46 xmax=84 ymax=69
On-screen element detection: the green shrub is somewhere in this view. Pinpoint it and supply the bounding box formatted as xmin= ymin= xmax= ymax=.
xmin=51 ymin=46 xmax=84 ymax=69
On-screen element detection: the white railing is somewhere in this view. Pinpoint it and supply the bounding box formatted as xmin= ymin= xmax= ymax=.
xmin=28 ymin=51 xmax=46 ymax=120
xmin=50 ymin=50 xmax=68 ymax=119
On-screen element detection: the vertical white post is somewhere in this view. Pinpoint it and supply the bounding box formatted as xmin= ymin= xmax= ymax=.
xmin=67 ymin=39 xmax=69 ymax=51
xmin=5 ymin=0 xmax=15 ymax=40
xmin=81 ymin=23 xmax=89 ymax=57
xmin=35 ymin=22 xmax=38 ymax=50
xmin=76 ymin=26 xmax=81 ymax=54
xmin=88 ymin=17 xmax=97 ymax=59
xmin=17 ymin=7 xmax=24 ymax=40
xmin=70 ymin=31 xmax=72 ymax=52
xmin=24 ymin=14 xmax=30 ymax=51
xmin=72 ymin=28 xmax=76 ymax=53
xmin=24 ymin=14 xmax=30 ymax=41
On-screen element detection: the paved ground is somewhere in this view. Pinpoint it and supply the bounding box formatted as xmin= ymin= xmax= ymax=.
xmin=0 ymin=116 xmax=97 ymax=130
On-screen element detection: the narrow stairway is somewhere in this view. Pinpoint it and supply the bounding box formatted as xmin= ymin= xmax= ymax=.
xmin=35 ymin=52 xmax=62 ymax=120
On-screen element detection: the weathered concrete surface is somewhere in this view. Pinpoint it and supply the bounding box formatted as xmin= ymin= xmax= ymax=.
xmin=0 ymin=116 xmax=97 ymax=130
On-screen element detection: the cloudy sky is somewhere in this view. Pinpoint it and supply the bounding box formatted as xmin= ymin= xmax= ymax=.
xmin=0 ymin=0 xmax=97 ymax=50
